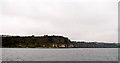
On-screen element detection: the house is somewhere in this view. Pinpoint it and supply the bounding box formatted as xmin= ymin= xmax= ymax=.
xmin=59 ymin=44 xmax=66 ymax=48
xmin=68 ymin=44 xmax=74 ymax=48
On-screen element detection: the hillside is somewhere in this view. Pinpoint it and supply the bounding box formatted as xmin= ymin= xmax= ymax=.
xmin=1 ymin=35 xmax=119 ymax=48
xmin=2 ymin=35 xmax=71 ymax=48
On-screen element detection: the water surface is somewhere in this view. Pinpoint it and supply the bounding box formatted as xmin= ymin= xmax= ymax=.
xmin=2 ymin=48 xmax=118 ymax=61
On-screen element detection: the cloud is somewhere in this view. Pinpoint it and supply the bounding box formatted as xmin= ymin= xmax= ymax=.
xmin=0 ymin=0 xmax=119 ymax=42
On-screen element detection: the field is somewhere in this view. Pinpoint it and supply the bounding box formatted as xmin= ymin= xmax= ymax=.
xmin=2 ymin=48 xmax=118 ymax=61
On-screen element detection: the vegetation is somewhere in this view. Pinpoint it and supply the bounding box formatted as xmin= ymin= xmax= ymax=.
xmin=1 ymin=35 xmax=119 ymax=48
xmin=72 ymin=41 xmax=118 ymax=48
xmin=2 ymin=35 xmax=71 ymax=48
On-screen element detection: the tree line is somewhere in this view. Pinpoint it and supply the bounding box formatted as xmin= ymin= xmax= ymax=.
xmin=2 ymin=35 xmax=71 ymax=48
xmin=1 ymin=35 xmax=119 ymax=48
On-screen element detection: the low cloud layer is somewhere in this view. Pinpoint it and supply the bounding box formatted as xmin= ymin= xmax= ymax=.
xmin=0 ymin=0 xmax=119 ymax=43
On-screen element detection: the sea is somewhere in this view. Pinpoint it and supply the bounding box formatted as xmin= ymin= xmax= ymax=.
xmin=1 ymin=48 xmax=118 ymax=61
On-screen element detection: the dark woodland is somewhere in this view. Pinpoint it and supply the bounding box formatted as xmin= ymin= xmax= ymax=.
xmin=1 ymin=35 xmax=119 ymax=48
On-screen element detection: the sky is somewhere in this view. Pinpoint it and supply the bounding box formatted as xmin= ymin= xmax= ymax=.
xmin=0 ymin=0 xmax=119 ymax=43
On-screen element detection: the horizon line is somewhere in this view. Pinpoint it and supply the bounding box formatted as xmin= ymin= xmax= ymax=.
xmin=1 ymin=34 xmax=118 ymax=43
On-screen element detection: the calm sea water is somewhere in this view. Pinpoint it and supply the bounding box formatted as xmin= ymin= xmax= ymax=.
xmin=2 ymin=48 xmax=118 ymax=61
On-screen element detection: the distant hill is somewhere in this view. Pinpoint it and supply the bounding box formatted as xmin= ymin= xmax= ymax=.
xmin=1 ymin=35 xmax=119 ymax=48
xmin=2 ymin=35 xmax=72 ymax=48
xmin=71 ymin=41 xmax=118 ymax=48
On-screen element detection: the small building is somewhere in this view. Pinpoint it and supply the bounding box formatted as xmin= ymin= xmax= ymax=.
xmin=42 ymin=45 xmax=46 ymax=47
xmin=68 ymin=44 xmax=74 ymax=48
xmin=52 ymin=44 xmax=58 ymax=48
xmin=59 ymin=44 xmax=66 ymax=48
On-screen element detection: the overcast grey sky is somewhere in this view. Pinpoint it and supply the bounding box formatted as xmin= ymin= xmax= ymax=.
xmin=0 ymin=0 xmax=119 ymax=43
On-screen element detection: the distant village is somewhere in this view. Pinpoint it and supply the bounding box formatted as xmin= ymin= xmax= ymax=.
xmin=1 ymin=35 xmax=119 ymax=48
